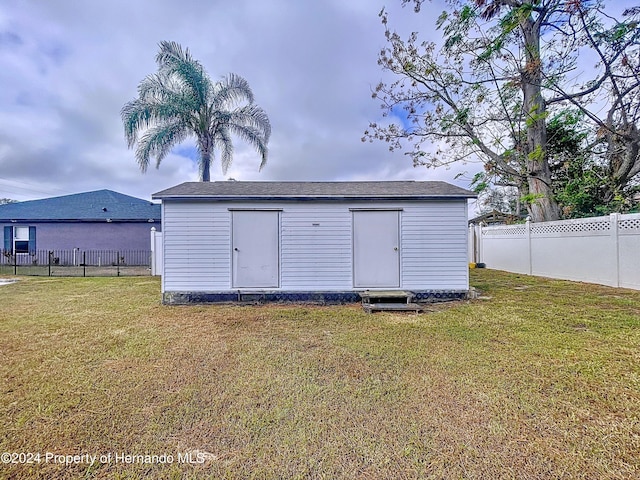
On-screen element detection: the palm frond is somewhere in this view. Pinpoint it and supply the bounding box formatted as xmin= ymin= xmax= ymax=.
xmin=135 ymin=122 xmax=189 ymax=172
xmin=156 ymin=41 xmax=211 ymax=109
xmin=137 ymin=72 xmax=181 ymax=102
xmin=225 ymin=123 xmax=269 ymax=171
xmin=211 ymin=73 xmax=255 ymax=109
xmin=227 ymin=104 xmax=272 ymax=143
xmin=121 ymin=98 xmax=190 ymax=148
xmin=212 ymin=129 xmax=234 ymax=174
xmin=155 ymin=41 xmax=194 ymax=67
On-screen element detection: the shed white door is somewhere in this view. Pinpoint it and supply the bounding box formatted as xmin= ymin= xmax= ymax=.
xmin=353 ymin=211 xmax=400 ymax=288
xmin=232 ymin=211 xmax=279 ymax=288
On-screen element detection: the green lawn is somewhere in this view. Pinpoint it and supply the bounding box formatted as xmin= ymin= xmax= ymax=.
xmin=1 ymin=271 xmax=638 ymax=479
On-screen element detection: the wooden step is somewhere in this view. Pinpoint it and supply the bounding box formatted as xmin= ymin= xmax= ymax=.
xmin=363 ymin=302 xmax=423 ymax=313
xmin=359 ymin=290 xmax=414 ymax=304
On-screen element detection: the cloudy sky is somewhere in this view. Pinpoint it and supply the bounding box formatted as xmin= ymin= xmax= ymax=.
xmin=0 ymin=0 xmax=480 ymax=206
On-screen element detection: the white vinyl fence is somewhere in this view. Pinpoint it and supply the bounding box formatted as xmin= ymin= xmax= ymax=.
xmin=150 ymin=227 xmax=163 ymax=276
xmin=470 ymin=213 xmax=640 ymax=290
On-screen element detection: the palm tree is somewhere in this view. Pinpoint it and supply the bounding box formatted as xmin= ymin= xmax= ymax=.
xmin=121 ymin=41 xmax=270 ymax=181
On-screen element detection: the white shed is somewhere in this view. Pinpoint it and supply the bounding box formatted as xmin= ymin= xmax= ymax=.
xmin=152 ymin=181 xmax=476 ymax=304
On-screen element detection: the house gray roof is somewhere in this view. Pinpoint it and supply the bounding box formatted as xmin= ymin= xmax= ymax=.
xmin=0 ymin=189 xmax=161 ymax=222
xmin=152 ymin=181 xmax=476 ymax=200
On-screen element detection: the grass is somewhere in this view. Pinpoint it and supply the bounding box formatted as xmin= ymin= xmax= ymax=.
xmin=0 ymin=270 xmax=639 ymax=479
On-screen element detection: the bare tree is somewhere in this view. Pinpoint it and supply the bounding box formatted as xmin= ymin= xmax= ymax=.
xmin=365 ymin=1 xmax=639 ymax=221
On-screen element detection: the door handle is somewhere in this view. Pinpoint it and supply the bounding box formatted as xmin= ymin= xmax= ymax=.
xmin=394 ymin=247 xmax=398 ymax=251
xmin=234 ymin=247 xmax=239 ymax=251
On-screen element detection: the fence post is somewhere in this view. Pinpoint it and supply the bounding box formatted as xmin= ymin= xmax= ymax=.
xmin=48 ymin=251 xmax=52 ymax=277
xmin=117 ymin=251 xmax=120 ymax=277
xmin=13 ymin=249 xmax=16 ymax=275
xmin=476 ymin=224 xmax=483 ymax=264
xmin=82 ymin=251 xmax=86 ymax=277
xmin=611 ymin=213 xmax=620 ymax=287
xmin=150 ymin=227 xmax=156 ymax=275
xmin=526 ymin=217 xmax=532 ymax=275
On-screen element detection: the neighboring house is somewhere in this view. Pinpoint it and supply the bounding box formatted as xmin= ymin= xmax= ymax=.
xmin=153 ymin=181 xmax=476 ymax=304
xmin=0 ymin=190 xmax=160 ymax=258
xmin=469 ymin=210 xmax=525 ymax=226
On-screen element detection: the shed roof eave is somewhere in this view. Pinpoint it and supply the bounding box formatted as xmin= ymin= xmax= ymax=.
xmin=151 ymin=180 xmax=477 ymax=200
xmin=152 ymin=194 xmax=476 ymax=201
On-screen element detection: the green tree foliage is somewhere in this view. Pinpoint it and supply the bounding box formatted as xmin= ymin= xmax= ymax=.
xmin=548 ymin=112 xmax=639 ymax=217
xmin=365 ymin=1 xmax=640 ymax=221
xmin=122 ymin=41 xmax=271 ymax=181
xmin=473 ymin=111 xmax=639 ymax=218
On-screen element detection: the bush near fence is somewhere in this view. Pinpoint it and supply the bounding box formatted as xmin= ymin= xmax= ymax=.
xmin=0 ymin=249 xmax=152 ymax=277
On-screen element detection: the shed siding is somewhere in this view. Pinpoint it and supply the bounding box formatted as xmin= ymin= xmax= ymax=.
xmin=162 ymin=202 xmax=230 ymax=292
xmin=281 ymin=206 xmax=352 ymax=290
xmin=161 ymin=200 xmax=469 ymax=292
xmin=401 ymin=201 xmax=469 ymax=289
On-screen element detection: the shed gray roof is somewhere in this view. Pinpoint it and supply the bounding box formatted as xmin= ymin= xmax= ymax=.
xmin=0 ymin=189 xmax=160 ymax=222
xmin=152 ymin=181 xmax=476 ymax=200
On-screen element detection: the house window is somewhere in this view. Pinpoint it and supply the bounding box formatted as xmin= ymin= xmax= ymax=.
xmin=3 ymin=226 xmax=36 ymax=254
xmin=14 ymin=227 xmax=30 ymax=254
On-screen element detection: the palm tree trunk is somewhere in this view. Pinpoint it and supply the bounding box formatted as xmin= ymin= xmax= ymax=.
xmin=199 ymin=137 xmax=212 ymax=182
xmin=201 ymin=154 xmax=211 ymax=181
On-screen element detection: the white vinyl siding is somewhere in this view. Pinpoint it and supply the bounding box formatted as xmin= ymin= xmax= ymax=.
xmin=161 ymin=200 xmax=469 ymax=292
xmin=280 ymin=206 xmax=351 ymax=290
xmin=162 ymin=202 xmax=229 ymax=292
xmin=401 ymin=201 xmax=469 ymax=289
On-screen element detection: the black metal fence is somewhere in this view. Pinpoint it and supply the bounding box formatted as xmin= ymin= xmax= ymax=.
xmin=0 ymin=249 xmax=152 ymax=277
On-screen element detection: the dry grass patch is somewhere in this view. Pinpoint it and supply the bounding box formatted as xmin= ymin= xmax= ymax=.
xmin=1 ymin=271 xmax=639 ymax=479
